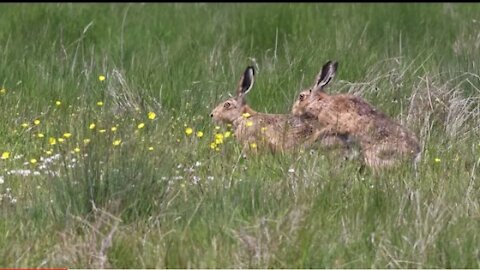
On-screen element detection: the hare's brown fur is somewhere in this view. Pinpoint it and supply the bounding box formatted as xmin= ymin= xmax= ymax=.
xmin=211 ymin=66 xmax=347 ymax=154
xmin=293 ymin=61 xmax=421 ymax=170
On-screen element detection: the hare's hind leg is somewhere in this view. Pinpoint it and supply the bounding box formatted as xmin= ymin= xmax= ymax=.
xmin=412 ymin=150 xmax=422 ymax=178
xmin=363 ymin=142 xmax=422 ymax=172
xmin=362 ymin=144 xmax=399 ymax=171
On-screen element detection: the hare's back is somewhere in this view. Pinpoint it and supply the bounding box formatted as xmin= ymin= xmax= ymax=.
xmin=347 ymin=95 xmax=386 ymax=118
xmin=256 ymin=114 xmax=314 ymax=136
xmin=286 ymin=116 xmax=318 ymax=137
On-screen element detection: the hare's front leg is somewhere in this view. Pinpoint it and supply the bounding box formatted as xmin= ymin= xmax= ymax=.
xmin=239 ymin=139 xmax=259 ymax=158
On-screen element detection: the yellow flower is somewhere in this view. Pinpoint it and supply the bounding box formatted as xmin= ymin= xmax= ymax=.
xmin=58 ymin=138 xmax=65 ymax=143
xmin=96 ymin=101 xmax=104 ymax=106
xmin=83 ymin=138 xmax=91 ymax=145
xmin=45 ymin=150 xmax=53 ymax=155
xmin=242 ymin=112 xmax=251 ymax=118
xmin=137 ymin=123 xmax=145 ymax=129
xmin=55 ymin=100 xmax=61 ymax=106
xmin=98 ymin=75 xmax=106 ymax=81
xmin=148 ymin=146 xmax=154 ymax=151
xmin=99 ymin=129 xmax=106 ymax=133
xmin=227 ymin=123 xmax=232 ymax=128
xmin=111 ymin=126 xmax=117 ymax=132
xmin=210 ymin=142 xmax=217 ymax=149
xmin=250 ymin=142 xmax=257 ymax=149
xmin=49 ymin=137 xmax=57 ymax=145
xmin=0 ymin=88 xmax=6 ymax=94
xmin=34 ymin=119 xmax=40 ymax=125
xmin=215 ymin=126 xmax=221 ymax=130
xmin=261 ymin=127 xmax=267 ymax=133
xmin=224 ymin=131 xmax=231 ymax=138
xmin=214 ymin=133 xmax=224 ymax=144
xmin=148 ymin=112 xmax=156 ymax=120
xmin=246 ymin=121 xmax=253 ymax=127
xmin=185 ymin=127 xmax=193 ymax=135
xmin=113 ymin=139 xmax=122 ymax=146
xmin=21 ymin=123 xmax=28 ymax=128
xmin=196 ymin=131 xmax=204 ymax=138
xmin=73 ymin=147 xmax=81 ymax=153
xmin=37 ymin=133 xmax=45 ymax=138
xmin=63 ymin=133 xmax=72 ymax=138
xmin=434 ymin=158 xmax=441 ymax=163
xmin=1 ymin=152 xmax=10 ymax=160
xmin=89 ymin=123 xmax=96 ymax=129
xmin=30 ymin=158 xmax=37 ymax=164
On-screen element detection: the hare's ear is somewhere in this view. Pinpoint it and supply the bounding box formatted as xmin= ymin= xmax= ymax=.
xmin=236 ymin=66 xmax=255 ymax=101
xmin=313 ymin=61 xmax=338 ymax=92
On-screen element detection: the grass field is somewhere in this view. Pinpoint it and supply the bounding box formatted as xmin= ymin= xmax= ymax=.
xmin=0 ymin=3 xmax=479 ymax=268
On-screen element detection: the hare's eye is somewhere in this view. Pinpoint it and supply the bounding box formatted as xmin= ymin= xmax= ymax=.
xmin=224 ymin=102 xmax=231 ymax=108
xmin=299 ymin=94 xmax=305 ymax=101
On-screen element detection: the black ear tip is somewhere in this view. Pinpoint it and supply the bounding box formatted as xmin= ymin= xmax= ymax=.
xmin=327 ymin=60 xmax=338 ymax=65
xmin=324 ymin=61 xmax=338 ymax=71
xmin=323 ymin=60 xmax=336 ymax=70
xmin=246 ymin=65 xmax=255 ymax=74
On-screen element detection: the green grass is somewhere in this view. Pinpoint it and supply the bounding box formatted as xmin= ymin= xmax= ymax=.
xmin=0 ymin=3 xmax=479 ymax=268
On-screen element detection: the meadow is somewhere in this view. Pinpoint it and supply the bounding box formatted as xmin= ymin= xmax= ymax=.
xmin=0 ymin=3 xmax=479 ymax=268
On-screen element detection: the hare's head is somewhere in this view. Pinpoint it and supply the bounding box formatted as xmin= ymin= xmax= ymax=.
xmin=291 ymin=60 xmax=338 ymax=117
xmin=210 ymin=66 xmax=256 ymax=124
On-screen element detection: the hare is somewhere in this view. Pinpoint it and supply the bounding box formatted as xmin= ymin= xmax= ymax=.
xmin=210 ymin=65 xmax=347 ymax=154
xmin=292 ymin=60 xmax=421 ymax=171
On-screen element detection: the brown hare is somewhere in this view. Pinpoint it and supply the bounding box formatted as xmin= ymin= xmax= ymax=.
xmin=210 ymin=65 xmax=347 ymax=154
xmin=292 ymin=60 xmax=421 ymax=171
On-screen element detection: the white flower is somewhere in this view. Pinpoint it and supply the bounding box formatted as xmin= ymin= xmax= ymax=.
xmin=192 ymin=175 xmax=201 ymax=184
xmin=0 ymin=176 xmax=4 ymax=184
xmin=8 ymin=169 xmax=32 ymax=176
xmin=288 ymin=168 xmax=295 ymax=173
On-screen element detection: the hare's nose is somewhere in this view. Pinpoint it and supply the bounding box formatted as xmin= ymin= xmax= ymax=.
xmin=210 ymin=113 xmax=213 ymax=117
